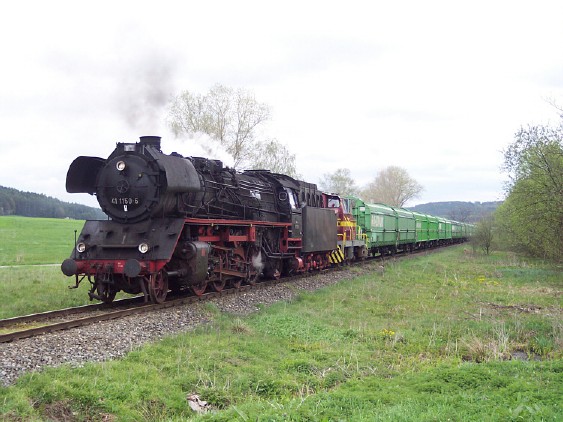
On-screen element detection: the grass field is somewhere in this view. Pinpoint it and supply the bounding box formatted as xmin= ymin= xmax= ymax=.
xmin=0 ymin=217 xmax=561 ymax=420
xmin=0 ymin=216 xmax=85 ymax=266
xmin=0 ymin=216 xmax=94 ymax=318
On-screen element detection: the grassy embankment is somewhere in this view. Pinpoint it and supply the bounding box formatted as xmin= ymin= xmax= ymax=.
xmin=0 ymin=216 xmax=561 ymax=420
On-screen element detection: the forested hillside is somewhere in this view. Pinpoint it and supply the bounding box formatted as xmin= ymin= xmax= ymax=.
xmin=0 ymin=186 xmax=106 ymax=220
xmin=409 ymin=201 xmax=501 ymax=222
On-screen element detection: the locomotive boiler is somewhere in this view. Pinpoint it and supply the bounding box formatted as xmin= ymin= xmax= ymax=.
xmin=61 ymin=136 xmax=339 ymax=303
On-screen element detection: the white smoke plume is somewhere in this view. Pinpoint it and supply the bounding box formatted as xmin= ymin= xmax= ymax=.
xmin=251 ymin=251 xmax=264 ymax=274
xmin=115 ymin=51 xmax=178 ymax=134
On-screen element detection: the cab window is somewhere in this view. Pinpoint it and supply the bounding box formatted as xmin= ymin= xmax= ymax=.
xmin=341 ymin=198 xmax=350 ymax=213
xmin=285 ymin=187 xmax=299 ymax=209
xmin=327 ymin=197 xmax=340 ymax=208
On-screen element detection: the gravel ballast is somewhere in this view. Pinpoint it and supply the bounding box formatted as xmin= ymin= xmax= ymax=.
xmin=0 ymin=268 xmax=360 ymax=386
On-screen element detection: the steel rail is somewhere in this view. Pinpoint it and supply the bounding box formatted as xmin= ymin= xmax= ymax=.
xmin=0 ymin=296 xmax=145 ymax=329
xmin=0 ymin=281 xmax=271 ymax=343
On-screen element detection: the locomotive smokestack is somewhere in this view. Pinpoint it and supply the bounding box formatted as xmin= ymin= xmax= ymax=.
xmin=139 ymin=135 xmax=161 ymax=150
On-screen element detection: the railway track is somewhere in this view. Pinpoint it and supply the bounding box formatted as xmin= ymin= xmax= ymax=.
xmin=0 ymin=245 xmax=452 ymax=344
xmin=0 ymin=277 xmax=288 ymax=343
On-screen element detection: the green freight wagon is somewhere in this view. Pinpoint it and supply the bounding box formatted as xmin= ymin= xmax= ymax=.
xmin=451 ymin=220 xmax=464 ymax=243
xmin=349 ymin=197 xmax=415 ymax=255
xmin=444 ymin=219 xmax=452 ymax=243
xmin=395 ymin=207 xmax=416 ymax=251
xmin=412 ymin=211 xmax=429 ymax=247
xmin=464 ymin=222 xmax=476 ymax=239
xmin=438 ymin=217 xmax=447 ymax=242
xmin=351 ymin=197 xmax=396 ymax=253
xmin=427 ymin=214 xmax=439 ymax=246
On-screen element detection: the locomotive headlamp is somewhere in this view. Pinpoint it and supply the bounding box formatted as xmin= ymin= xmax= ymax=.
xmin=138 ymin=243 xmax=150 ymax=254
xmin=116 ymin=161 xmax=126 ymax=171
xmin=76 ymin=242 xmax=87 ymax=253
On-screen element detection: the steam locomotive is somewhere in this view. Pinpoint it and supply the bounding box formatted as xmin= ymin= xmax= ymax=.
xmin=61 ymin=136 xmax=359 ymax=303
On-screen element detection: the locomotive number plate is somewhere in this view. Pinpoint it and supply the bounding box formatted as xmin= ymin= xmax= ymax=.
xmin=111 ymin=197 xmax=139 ymax=205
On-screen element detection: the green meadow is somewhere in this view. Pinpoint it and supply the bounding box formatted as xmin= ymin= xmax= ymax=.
xmin=0 ymin=216 xmax=84 ymax=266
xmin=0 ymin=216 xmax=93 ymax=317
xmin=0 ymin=217 xmax=561 ymax=420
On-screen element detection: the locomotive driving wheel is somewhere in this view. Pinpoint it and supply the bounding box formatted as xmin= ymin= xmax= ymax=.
xmin=148 ymin=270 xmax=168 ymax=304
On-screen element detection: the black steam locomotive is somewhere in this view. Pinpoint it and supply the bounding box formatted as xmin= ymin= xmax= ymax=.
xmin=62 ymin=136 xmax=343 ymax=303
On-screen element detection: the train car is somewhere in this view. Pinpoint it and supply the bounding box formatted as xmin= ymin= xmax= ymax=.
xmin=348 ymin=197 xmax=416 ymax=255
xmin=427 ymin=214 xmax=440 ymax=247
xmin=61 ymin=136 xmax=340 ymax=303
xmin=464 ymin=222 xmax=476 ymax=239
xmin=451 ymin=220 xmax=466 ymax=243
xmin=444 ymin=219 xmax=453 ymax=244
xmin=350 ymin=198 xmax=398 ymax=255
xmin=323 ymin=194 xmax=367 ymax=263
xmin=437 ymin=217 xmax=447 ymax=243
xmin=395 ymin=207 xmax=416 ymax=252
xmin=412 ymin=211 xmax=430 ymax=248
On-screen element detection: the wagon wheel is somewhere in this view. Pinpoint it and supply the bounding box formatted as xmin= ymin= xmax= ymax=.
xmin=230 ymin=278 xmax=242 ymax=289
xmin=148 ymin=270 xmax=168 ymax=304
xmin=96 ymin=280 xmax=117 ymax=304
xmin=191 ymin=281 xmax=208 ymax=296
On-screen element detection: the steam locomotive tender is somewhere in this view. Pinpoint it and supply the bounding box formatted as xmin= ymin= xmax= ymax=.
xmin=61 ymin=136 xmax=343 ymax=303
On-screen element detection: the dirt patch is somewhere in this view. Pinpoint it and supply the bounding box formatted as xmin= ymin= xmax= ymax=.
xmin=41 ymin=400 xmax=77 ymax=422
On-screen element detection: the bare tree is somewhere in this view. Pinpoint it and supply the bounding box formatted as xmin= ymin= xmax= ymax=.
xmin=362 ymin=166 xmax=423 ymax=207
xmin=168 ymin=84 xmax=270 ymax=169
xmin=318 ymin=168 xmax=359 ymax=196
xmin=448 ymin=204 xmax=473 ymax=222
xmin=247 ymin=139 xmax=300 ymax=178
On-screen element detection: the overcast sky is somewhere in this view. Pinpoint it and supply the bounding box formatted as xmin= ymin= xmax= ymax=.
xmin=1 ymin=1 xmax=562 ymax=209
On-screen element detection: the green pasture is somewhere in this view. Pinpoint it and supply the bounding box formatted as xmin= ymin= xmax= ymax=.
xmin=0 ymin=216 xmax=84 ymax=266
xmin=1 ymin=234 xmax=561 ymax=420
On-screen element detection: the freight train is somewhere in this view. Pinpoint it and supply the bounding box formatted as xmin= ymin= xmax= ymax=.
xmin=61 ymin=136 xmax=473 ymax=303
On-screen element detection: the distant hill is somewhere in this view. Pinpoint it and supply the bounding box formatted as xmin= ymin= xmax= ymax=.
xmin=408 ymin=201 xmax=502 ymax=223
xmin=0 ymin=185 xmax=500 ymax=223
xmin=0 ymin=186 xmax=106 ymax=220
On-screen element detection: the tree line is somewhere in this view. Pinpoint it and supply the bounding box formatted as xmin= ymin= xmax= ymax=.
xmin=0 ymin=186 xmax=105 ymax=220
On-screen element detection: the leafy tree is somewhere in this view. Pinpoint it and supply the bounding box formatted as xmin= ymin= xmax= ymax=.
xmin=362 ymin=166 xmax=423 ymax=207
xmin=246 ymin=139 xmax=300 ymax=178
xmin=473 ymin=215 xmax=494 ymax=255
xmin=318 ymin=168 xmax=359 ymax=196
xmin=496 ymin=124 xmax=563 ymax=261
xmin=168 ymin=84 xmax=271 ymax=169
